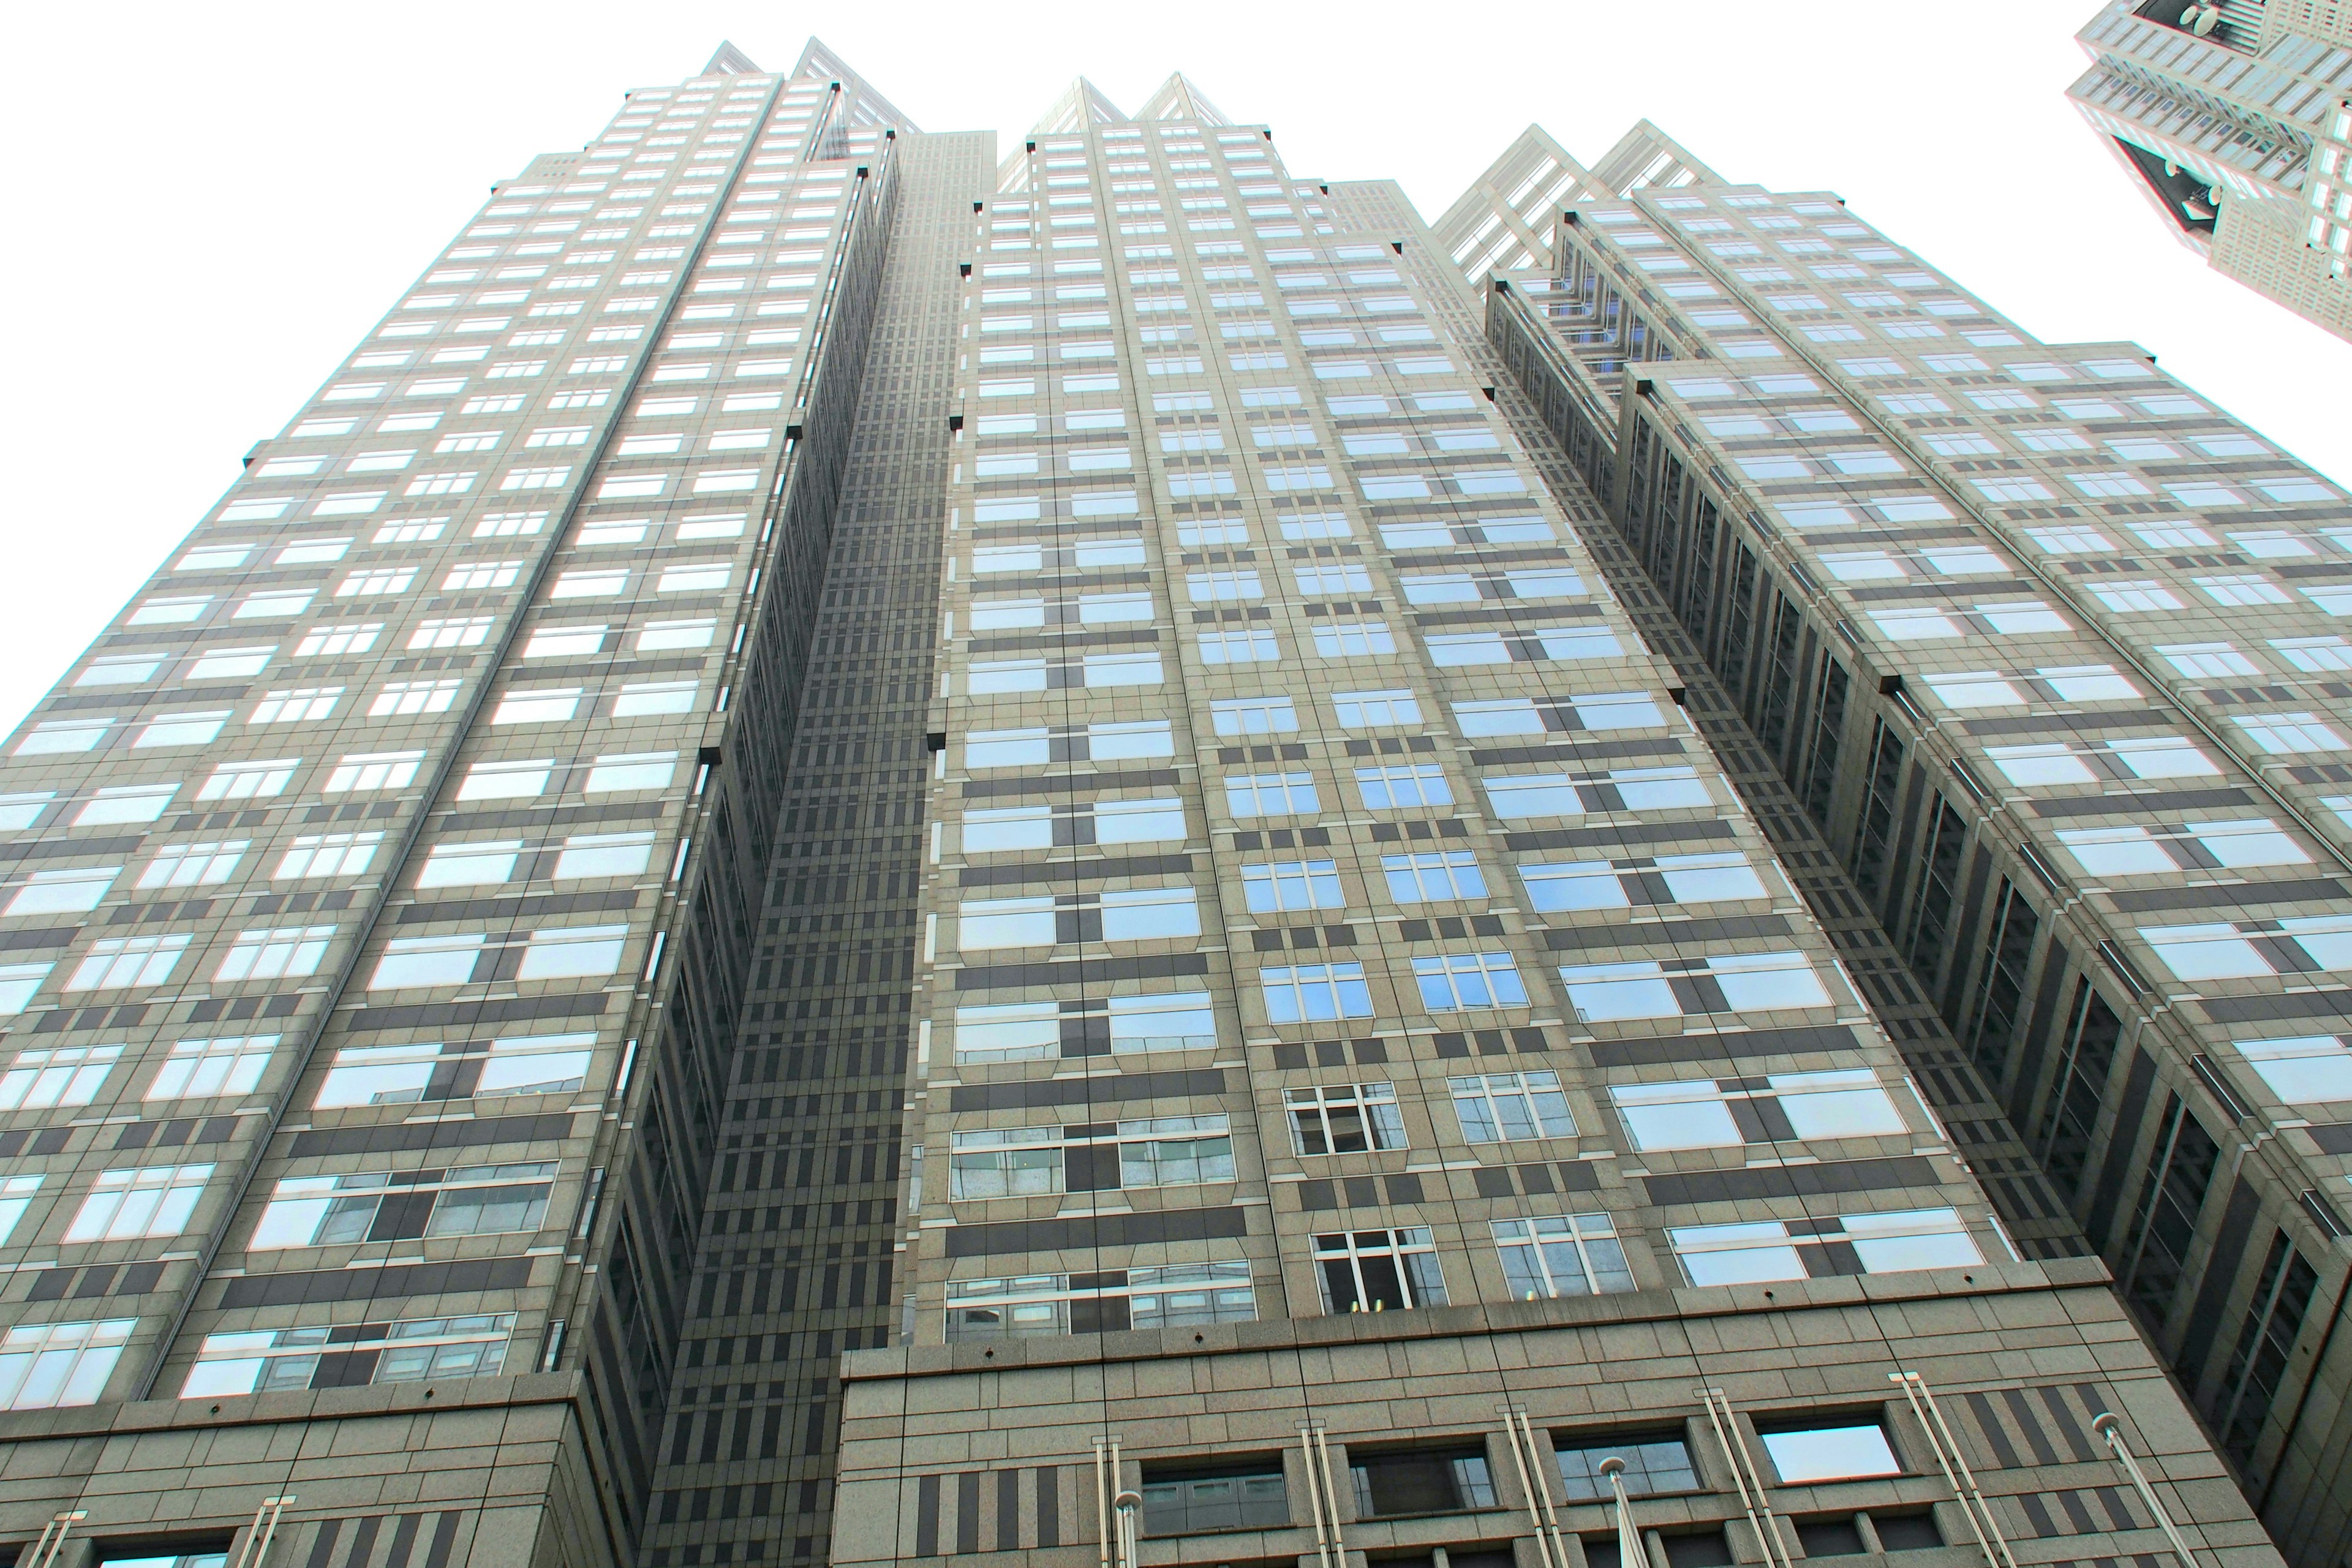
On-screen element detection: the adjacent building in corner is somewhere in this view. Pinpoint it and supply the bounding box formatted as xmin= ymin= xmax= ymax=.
xmin=0 ymin=32 xmax=2318 ymax=1568
xmin=2070 ymin=0 xmax=2352 ymax=341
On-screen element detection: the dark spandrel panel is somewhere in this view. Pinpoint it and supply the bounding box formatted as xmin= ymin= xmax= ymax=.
xmin=638 ymin=129 xmax=990 ymax=1568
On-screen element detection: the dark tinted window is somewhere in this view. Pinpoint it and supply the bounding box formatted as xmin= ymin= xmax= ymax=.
xmin=1664 ymin=1531 xmax=1734 ymax=1568
xmin=1139 ymin=1459 xmax=1288 ymax=1535
xmin=1350 ymin=1445 xmax=1496 ymax=1517
xmin=1555 ymin=1431 xmax=1699 ymax=1499
xmin=1874 ymin=1513 xmax=1945 ymax=1551
xmin=1797 ymin=1518 xmax=1866 ymax=1556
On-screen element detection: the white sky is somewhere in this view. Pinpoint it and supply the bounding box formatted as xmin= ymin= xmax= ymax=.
xmin=6 ymin=1 xmax=2346 ymax=734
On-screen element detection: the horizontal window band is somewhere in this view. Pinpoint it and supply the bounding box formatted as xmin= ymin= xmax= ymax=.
xmin=1588 ymin=1023 xmax=1871 ymax=1071
xmin=340 ymin=990 xmax=615 ymax=1033
xmin=1639 ymin=1154 xmax=1947 ymax=1210
xmin=288 ymin=1110 xmax=578 ymax=1159
xmin=958 ymin=854 xmax=1194 ymax=889
xmin=952 ymin=952 xmax=1212 ymax=992
xmin=216 ymin=1254 xmax=536 ymax=1310
xmin=941 ymin=1203 xmax=1248 ymax=1258
xmin=946 ymin=1068 xmax=1231 ymax=1113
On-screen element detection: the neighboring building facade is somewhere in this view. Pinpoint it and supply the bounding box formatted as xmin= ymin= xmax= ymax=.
xmin=2070 ymin=0 xmax=2352 ymax=341
xmin=0 ymin=38 xmax=2321 ymax=1568
xmin=1479 ymin=126 xmax=2352 ymax=1568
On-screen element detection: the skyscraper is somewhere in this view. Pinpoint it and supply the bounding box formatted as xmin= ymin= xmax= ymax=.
xmin=0 ymin=36 xmax=2319 ymax=1568
xmin=2071 ymin=0 xmax=2352 ymax=341
xmin=1479 ymin=114 xmax=2352 ymax=1568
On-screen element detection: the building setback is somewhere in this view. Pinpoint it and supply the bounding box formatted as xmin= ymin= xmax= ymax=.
xmin=0 ymin=35 xmax=2321 ymax=1568
xmin=2071 ymin=0 xmax=2352 ymax=342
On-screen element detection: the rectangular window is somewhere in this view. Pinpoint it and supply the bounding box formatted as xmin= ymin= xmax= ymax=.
xmin=369 ymin=679 xmax=462 ymax=718
xmin=0 ymin=1046 xmax=121 ymax=1110
xmin=62 ymin=1164 xmax=214 ymax=1241
xmin=1554 ymin=1433 xmax=1699 ymax=1501
xmin=1225 ymin=772 xmax=1318 ymax=816
xmin=1450 ymin=1071 xmax=1576 ymax=1142
xmin=215 ymin=926 xmax=336 ymax=983
xmin=1382 ymin=850 xmax=1486 ymax=903
xmin=1756 ymin=1424 xmax=1902 ymax=1485
xmin=1334 ymin=688 xmax=1420 ymax=728
xmin=1494 ymin=1214 xmax=1634 ymax=1298
xmin=1412 ymin=951 xmax=1528 ymax=1010
xmin=67 ymin=934 xmax=190 ymax=990
xmin=1671 ymin=1210 xmax=1979 ymax=1286
xmin=146 ymin=1036 xmax=277 ymax=1101
xmin=1356 ymin=764 xmax=1452 ymax=809
xmin=135 ymin=711 xmax=230 ymax=748
xmin=1211 ymin=696 xmax=1298 ymax=735
xmin=5 ymin=868 xmax=120 ymax=916
xmin=1284 ymin=1082 xmax=1405 ymax=1153
xmin=1139 ymin=1462 xmax=1289 ymax=1536
xmin=274 ymin=832 xmax=382 ymax=880
xmin=584 ymin=753 xmax=676 ymax=793
xmin=1241 ymin=859 xmax=1343 ymax=913
xmin=249 ymin=687 xmax=342 ymax=724
xmin=181 ymin=1312 xmax=518 ymax=1398
xmin=1261 ymin=962 xmax=1373 ymax=1022
xmin=518 ymin=924 xmax=628 ymax=980
xmin=136 ymin=842 xmax=247 ymax=890
xmin=409 ymin=617 xmax=493 ymax=650
xmin=0 ymin=1319 xmax=137 ymax=1410
xmin=1349 ymin=1446 xmax=1497 ymax=1518
xmin=1315 ymin=1227 xmax=1446 ymax=1312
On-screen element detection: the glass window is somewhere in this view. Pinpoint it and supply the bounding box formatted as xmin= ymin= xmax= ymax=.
xmin=1315 ymin=1226 xmax=1446 ymax=1311
xmin=1413 ymin=952 xmax=1529 ymax=1011
xmin=63 ymin=1164 xmax=214 ymax=1241
xmin=1350 ymin=1446 xmax=1497 ymax=1517
xmin=1450 ymin=1071 xmax=1576 ymax=1142
xmin=1096 ymin=798 xmax=1185 ymax=842
xmin=0 ymin=1046 xmax=120 ymax=1110
xmin=1139 ymin=1462 xmax=1289 ymax=1536
xmin=0 ymin=1319 xmax=137 ymax=1409
xmin=1555 ymin=1433 xmax=1698 ymax=1501
xmin=1757 ymin=1424 xmax=1902 ymax=1485
xmin=1261 ymin=963 xmax=1373 ymax=1023
xmin=1483 ymin=773 xmax=1581 ymax=817
xmin=1382 ymin=851 xmax=1486 ymax=902
xmin=370 ymin=933 xmax=485 ymax=989
xmin=1100 ymin=887 xmax=1201 ymax=941
xmin=1224 ymin=772 xmax=1318 ymax=817
xmin=552 ymin=832 xmax=655 ymax=880
xmin=1285 ymin=1082 xmax=1406 ymax=1153
xmin=2237 ymin=1035 xmax=2352 ymax=1104
xmin=6 ymin=869 xmax=120 ymax=916
xmin=1358 ymin=764 xmax=1453 ymax=809
xmin=1242 ymin=860 xmax=1343 ymax=912
xmin=1494 ymin=1214 xmax=1634 ymax=1298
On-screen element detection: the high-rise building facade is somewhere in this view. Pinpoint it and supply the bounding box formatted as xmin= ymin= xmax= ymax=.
xmin=2070 ymin=0 xmax=2352 ymax=342
xmin=1480 ymin=120 xmax=2352 ymax=1568
xmin=0 ymin=36 xmax=2323 ymax=1568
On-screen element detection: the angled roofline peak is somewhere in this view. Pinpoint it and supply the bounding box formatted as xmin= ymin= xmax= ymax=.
xmin=702 ymin=40 xmax=763 ymax=76
xmin=1137 ymin=72 xmax=1231 ymax=126
xmin=1029 ymin=78 xmax=1132 ymax=135
xmin=793 ymin=37 xmax=920 ymax=134
xmin=1586 ymin=118 xmax=1725 ymax=195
